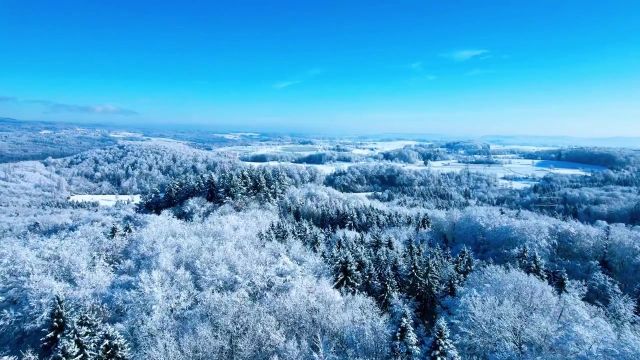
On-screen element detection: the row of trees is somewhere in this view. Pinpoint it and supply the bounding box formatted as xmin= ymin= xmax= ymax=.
xmin=41 ymin=296 xmax=129 ymax=360
xmin=140 ymin=165 xmax=321 ymax=215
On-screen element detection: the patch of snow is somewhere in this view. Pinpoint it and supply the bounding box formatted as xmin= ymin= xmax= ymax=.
xmin=490 ymin=144 xmax=557 ymax=151
xmin=110 ymin=131 xmax=143 ymax=138
xmin=498 ymin=179 xmax=535 ymax=190
xmin=425 ymin=158 xmax=604 ymax=177
xmin=244 ymin=161 xmax=352 ymax=175
xmin=212 ymin=132 xmax=261 ymax=140
xmin=68 ymin=194 xmax=141 ymax=207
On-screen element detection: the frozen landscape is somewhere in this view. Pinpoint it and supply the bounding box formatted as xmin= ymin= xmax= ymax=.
xmin=2 ymin=1 xmax=640 ymax=359
xmin=2 ymin=119 xmax=640 ymax=359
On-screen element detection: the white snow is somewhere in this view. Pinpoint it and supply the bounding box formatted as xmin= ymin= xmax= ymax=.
xmin=68 ymin=194 xmax=141 ymax=206
xmin=110 ymin=131 xmax=143 ymax=138
xmin=244 ymin=161 xmax=352 ymax=175
xmin=212 ymin=132 xmax=260 ymax=140
xmin=351 ymin=140 xmax=419 ymax=155
xmin=425 ymin=159 xmax=605 ymax=177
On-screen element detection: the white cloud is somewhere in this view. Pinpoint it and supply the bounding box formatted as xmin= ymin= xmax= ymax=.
xmin=272 ymin=80 xmax=302 ymax=89
xmin=273 ymin=68 xmax=323 ymax=90
xmin=441 ymin=49 xmax=489 ymax=62
xmin=409 ymin=61 xmax=423 ymax=71
xmin=0 ymin=96 xmax=138 ymax=115
xmin=466 ymin=68 xmax=495 ymax=76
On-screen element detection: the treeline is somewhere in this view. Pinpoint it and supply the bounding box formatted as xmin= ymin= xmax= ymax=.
xmin=509 ymin=170 xmax=640 ymax=225
xmin=242 ymin=151 xmax=365 ymax=165
xmin=525 ymin=147 xmax=640 ymax=170
xmin=50 ymin=142 xmax=226 ymax=194
xmin=325 ymin=164 xmax=505 ymax=209
xmin=140 ymin=165 xmax=321 ymax=215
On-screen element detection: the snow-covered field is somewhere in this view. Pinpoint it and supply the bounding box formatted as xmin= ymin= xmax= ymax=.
xmin=225 ymin=140 xmax=609 ymax=190
xmin=426 ymin=159 xmax=605 ymax=177
xmin=68 ymin=194 xmax=141 ymax=206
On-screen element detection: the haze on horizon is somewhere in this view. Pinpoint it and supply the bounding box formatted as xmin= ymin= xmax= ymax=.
xmin=1 ymin=1 xmax=639 ymax=137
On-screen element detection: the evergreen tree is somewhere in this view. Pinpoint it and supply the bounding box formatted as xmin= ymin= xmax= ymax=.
xmin=122 ymin=223 xmax=133 ymax=234
xmin=52 ymin=337 xmax=78 ymax=360
xmin=393 ymin=307 xmax=420 ymax=360
xmin=515 ymin=246 xmax=530 ymax=271
xmin=379 ymin=264 xmax=399 ymax=310
xmin=429 ymin=318 xmax=460 ymax=360
xmin=404 ymin=241 xmax=424 ymax=298
xmin=530 ymin=252 xmax=546 ymax=280
xmin=41 ymin=296 xmax=66 ymax=354
xmin=68 ymin=327 xmax=93 ymax=360
xmin=547 ymin=268 xmax=569 ymax=295
xmin=415 ymin=214 xmax=431 ymax=231
xmin=73 ymin=312 xmax=102 ymax=357
xmin=333 ymin=250 xmax=361 ymax=293
xmin=418 ymin=259 xmax=441 ymax=326
xmin=445 ymin=276 xmax=459 ymax=298
xmin=108 ymin=224 xmax=120 ymax=239
xmin=97 ymin=326 xmax=130 ymax=360
xmin=454 ymin=246 xmax=474 ymax=280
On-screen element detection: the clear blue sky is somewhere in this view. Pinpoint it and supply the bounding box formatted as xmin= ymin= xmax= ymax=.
xmin=1 ymin=0 xmax=639 ymax=136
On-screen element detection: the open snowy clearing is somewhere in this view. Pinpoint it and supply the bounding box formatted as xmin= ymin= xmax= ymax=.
xmin=68 ymin=194 xmax=141 ymax=206
xmin=425 ymin=159 xmax=606 ymax=177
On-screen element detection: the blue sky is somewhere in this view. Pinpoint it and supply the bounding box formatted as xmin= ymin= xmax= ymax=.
xmin=1 ymin=0 xmax=639 ymax=136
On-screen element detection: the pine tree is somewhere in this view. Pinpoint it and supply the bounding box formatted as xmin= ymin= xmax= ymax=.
xmin=68 ymin=327 xmax=93 ymax=360
xmin=97 ymin=326 xmax=130 ymax=360
xmin=429 ymin=318 xmax=460 ymax=360
xmin=52 ymin=337 xmax=79 ymax=360
xmin=547 ymin=268 xmax=569 ymax=295
xmin=42 ymin=296 xmax=66 ymax=354
xmin=393 ymin=307 xmax=420 ymax=360
xmin=515 ymin=246 xmax=530 ymax=271
xmin=454 ymin=246 xmax=474 ymax=280
xmin=445 ymin=276 xmax=459 ymax=297
xmin=333 ymin=250 xmax=361 ymax=293
xmin=415 ymin=214 xmax=431 ymax=231
xmin=379 ymin=264 xmax=399 ymax=310
xmin=73 ymin=312 xmax=102 ymax=358
xmin=404 ymin=241 xmax=424 ymax=298
xmin=108 ymin=224 xmax=120 ymax=239
xmin=529 ymin=251 xmax=546 ymax=280
xmin=418 ymin=259 xmax=441 ymax=326
xmin=122 ymin=223 xmax=133 ymax=234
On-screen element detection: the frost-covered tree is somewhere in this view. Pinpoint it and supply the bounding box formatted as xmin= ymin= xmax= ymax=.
xmin=393 ymin=307 xmax=420 ymax=360
xmin=97 ymin=326 xmax=130 ymax=360
xmin=429 ymin=318 xmax=460 ymax=360
xmin=453 ymin=246 xmax=474 ymax=280
xmin=448 ymin=265 xmax=638 ymax=359
xmin=417 ymin=259 xmax=441 ymax=325
xmin=333 ymin=250 xmax=361 ymax=293
xmin=41 ymin=296 xmax=66 ymax=354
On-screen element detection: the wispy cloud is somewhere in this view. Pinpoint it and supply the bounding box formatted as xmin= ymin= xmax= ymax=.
xmin=465 ymin=68 xmax=495 ymax=76
xmin=273 ymin=68 xmax=323 ymax=90
xmin=441 ymin=49 xmax=490 ymax=62
xmin=0 ymin=96 xmax=138 ymax=115
xmin=409 ymin=61 xmax=424 ymax=71
xmin=408 ymin=62 xmax=437 ymax=80
xmin=273 ymin=80 xmax=302 ymax=90
xmin=0 ymin=96 xmax=17 ymax=102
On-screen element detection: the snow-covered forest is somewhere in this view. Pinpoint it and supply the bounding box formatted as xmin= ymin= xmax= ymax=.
xmin=2 ymin=120 xmax=640 ymax=359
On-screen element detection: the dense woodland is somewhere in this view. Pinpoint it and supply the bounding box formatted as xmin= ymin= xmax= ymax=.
xmin=2 ymin=134 xmax=640 ymax=359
